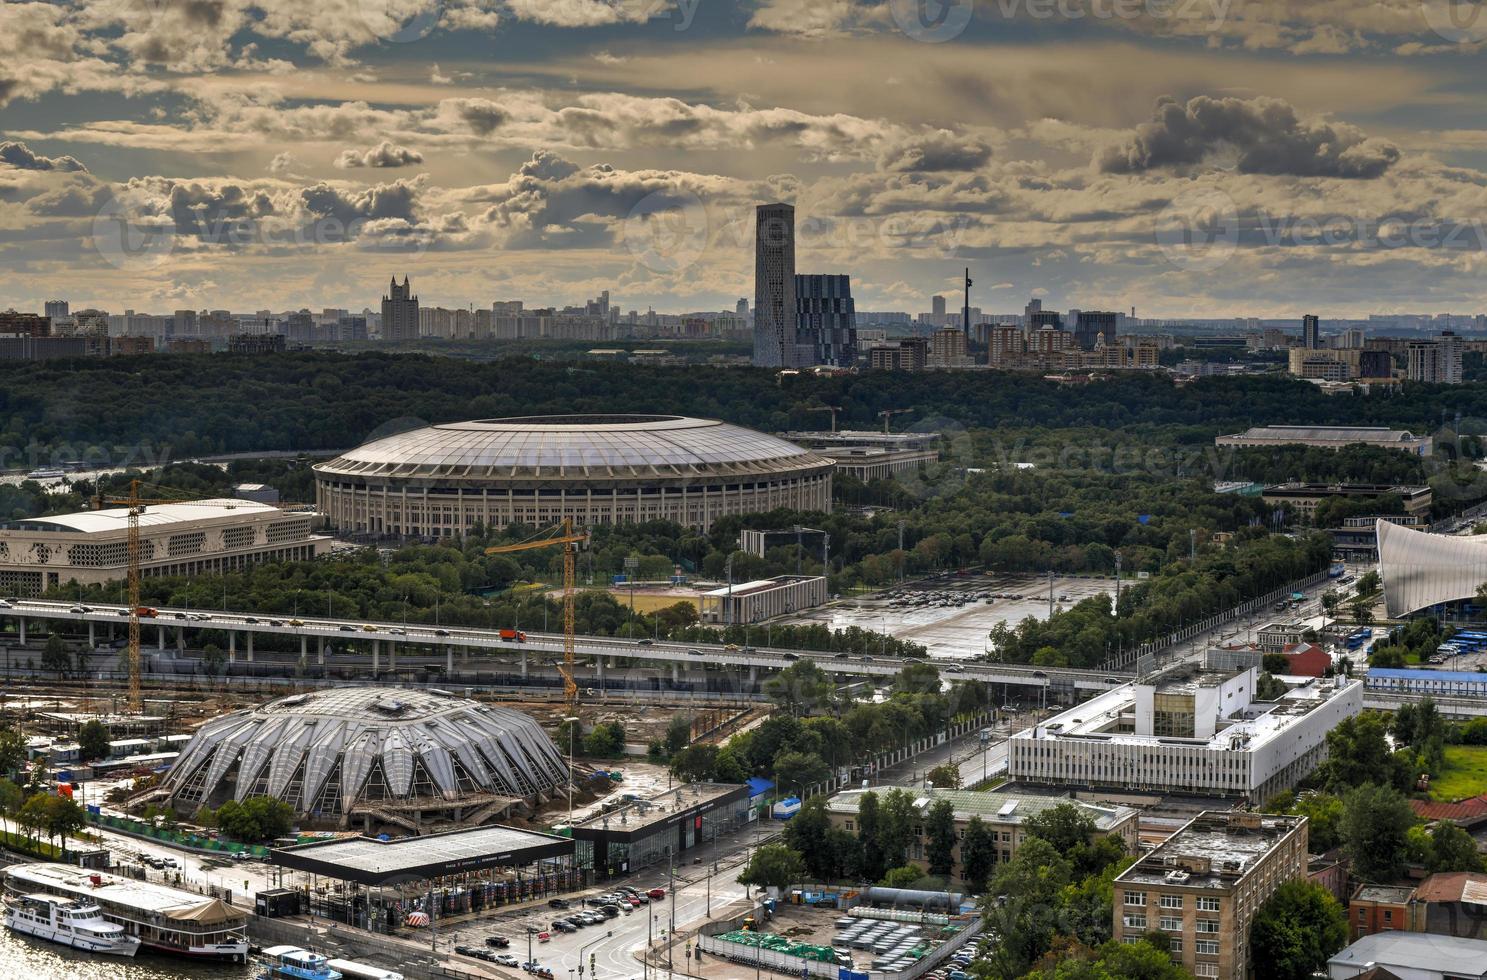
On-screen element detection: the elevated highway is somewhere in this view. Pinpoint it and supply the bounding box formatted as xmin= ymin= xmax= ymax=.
xmin=0 ymin=598 xmax=1134 ymax=692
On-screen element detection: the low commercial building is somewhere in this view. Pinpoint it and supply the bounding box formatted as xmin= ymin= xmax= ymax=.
xmin=1262 ymin=482 xmax=1433 ymax=520
xmin=1008 ymin=666 xmax=1363 ymax=799
xmin=699 ymin=575 xmax=826 ymax=624
xmin=1216 ymin=425 xmax=1432 ymax=456
xmin=0 ymin=499 xmax=329 ymax=595
xmin=1328 ymin=932 xmax=1487 ymax=980
xmin=1363 ymin=668 xmax=1487 ymax=699
xmin=1256 ymin=621 xmax=1309 ymax=653
xmin=824 ymin=787 xmax=1138 ymax=882
xmin=567 ymin=782 xmax=749 ymax=877
xmin=1113 ymin=811 xmax=1308 ymax=980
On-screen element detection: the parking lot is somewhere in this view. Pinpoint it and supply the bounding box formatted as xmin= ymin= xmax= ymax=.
xmin=778 ymin=573 xmax=1118 ymax=660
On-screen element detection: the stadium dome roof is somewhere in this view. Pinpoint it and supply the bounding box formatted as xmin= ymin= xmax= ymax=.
xmin=164 ymin=688 xmax=568 ymax=821
xmin=314 ymin=415 xmax=829 ymax=481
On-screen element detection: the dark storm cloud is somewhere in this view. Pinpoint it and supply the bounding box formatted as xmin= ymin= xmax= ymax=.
xmin=878 ymin=132 xmax=993 ymax=173
xmin=1099 ymin=95 xmax=1400 ymax=179
xmin=0 ymin=140 xmax=87 ymax=172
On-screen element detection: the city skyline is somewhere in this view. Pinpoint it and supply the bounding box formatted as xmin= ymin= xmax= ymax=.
xmin=4 ymin=4 xmax=1487 ymax=317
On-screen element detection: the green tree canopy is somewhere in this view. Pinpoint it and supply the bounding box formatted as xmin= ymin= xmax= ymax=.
xmin=739 ymin=843 xmax=805 ymax=892
xmin=77 ymin=720 xmax=112 ymax=762
xmin=1249 ymin=880 xmax=1349 ymax=980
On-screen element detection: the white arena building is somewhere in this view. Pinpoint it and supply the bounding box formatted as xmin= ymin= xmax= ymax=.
xmin=1377 ymin=520 xmax=1487 ymax=619
xmin=160 ymin=687 xmax=569 ymax=831
xmin=313 ymin=415 xmax=834 ymax=536
xmin=0 ymin=499 xmax=328 ymax=596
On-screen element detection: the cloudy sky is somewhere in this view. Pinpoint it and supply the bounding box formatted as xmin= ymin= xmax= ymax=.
xmin=4 ymin=0 xmax=1487 ymax=318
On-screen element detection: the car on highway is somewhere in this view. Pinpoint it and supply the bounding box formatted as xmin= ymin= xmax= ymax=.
xmin=687 ymin=648 xmax=703 ymax=656
xmin=243 ymin=616 xmax=259 ymax=624
xmin=69 ymin=605 xmax=91 ymax=614
xmin=833 ymin=652 xmax=849 ymax=659
xmin=0 ymin=600 xmax=11 ymax=609
xmin=781 ymin=652 xmax=799 ymax=661
xmin=288 ymin=619 xmax=304 ymax=627
xmin=434 ymin=629 xmax=450 ymax=637
xmin=339 ymin=624 xmax=355 ymax=631
xmin=362 ymin=624 xmax=378 ymax=632
xmin=388 ymin=627 xmax=406 ymax=635
xmin=636 ymin=638 xmax=654 ymax=645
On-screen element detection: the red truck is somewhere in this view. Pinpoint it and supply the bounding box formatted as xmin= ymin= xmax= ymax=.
xmin=499 ymin=629 xmax=527 ymax=643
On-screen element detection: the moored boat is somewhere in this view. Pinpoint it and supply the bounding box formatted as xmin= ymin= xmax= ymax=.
xmin=3 ymin=892 xmax=141 ymax=956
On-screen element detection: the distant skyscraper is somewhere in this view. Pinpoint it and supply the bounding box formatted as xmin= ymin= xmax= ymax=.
xmin=1023 ymin=297 xmax=1043 ymax=335
xmin=43 ymin=300 xmax=68 ymax=320
xmin=795 ymin=274 xmax=857 ymax=367
xmin=753 ymin=203 xmax=797 ymax=367
xmin=381 ymin=275 xmax=420 ymax=342
xmin=737 ymin=297 xmax=749 ymax=316
xmin=932 ymin=295 xmax=946 ymax=317
xmin=1302 ymin=314 xmax=1320 ymax=350
xmin=1074 ymin=311 xmax=1119 ymax=351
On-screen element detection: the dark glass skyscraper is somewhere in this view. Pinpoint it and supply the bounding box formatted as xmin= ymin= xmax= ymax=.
xmin=753 ymin=203 xmax=796 ymax=367
xmin=1302 ymin=313 xmax=1320 ymax=350
xmin=795 ymin=274 xmax=857 ymax=367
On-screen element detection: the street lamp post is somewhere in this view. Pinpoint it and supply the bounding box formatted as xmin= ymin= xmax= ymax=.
xmin=564 ymin=715 xmax=580 ymax=826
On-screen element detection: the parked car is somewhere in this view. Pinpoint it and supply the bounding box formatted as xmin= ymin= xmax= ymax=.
xmin=485 ymin=936 xmax=511 ymax=948
xmin=548 ymin=898 xmax=571 ymax=909
xmin=552 ymin=920 xmax=576 ymax=933
xmin=494 ymin=954 xmax=519 ymax=967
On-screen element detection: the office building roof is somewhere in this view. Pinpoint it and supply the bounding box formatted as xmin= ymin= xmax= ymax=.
xmin=1328 ymin=932 xmax=1487 ymax=978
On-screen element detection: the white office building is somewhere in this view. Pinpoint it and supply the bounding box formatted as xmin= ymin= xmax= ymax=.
xmin=1008 ymin=666 xmax=1363 ymax=800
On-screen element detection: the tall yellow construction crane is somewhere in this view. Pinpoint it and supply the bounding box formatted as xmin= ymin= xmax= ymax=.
xmin=485 ymin=519 xmax=589 ymax=710
xmin=93 ymin=480 xmax=216 ymax=713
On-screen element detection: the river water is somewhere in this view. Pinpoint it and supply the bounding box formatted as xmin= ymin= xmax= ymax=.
xmin=0 ymin=927 xmax=255 ymax=978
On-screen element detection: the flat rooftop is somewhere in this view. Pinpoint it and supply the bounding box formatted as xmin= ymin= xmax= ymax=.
xmin=1329 ymin=932 xmax=1487 ymax=978
xmin=273 ymin=825 xmax=573 ymax=886
xmin=1117 ymin=812 xmax=1304 ymax=890
xmin=1262 ymin=482 xmax=1430 ymax=496
xmin=571 ymin=782 xmax=745 ymax=835
xmin=700 ymin=576 xmax=821 ymax=599
xmin=1017 ymin=676 xmax=1361 ymax=753
xmin=0 ymin=498 xmax=279 ymax=534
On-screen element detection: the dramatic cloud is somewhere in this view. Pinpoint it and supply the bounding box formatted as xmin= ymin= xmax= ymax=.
xmin=1098 ymin=95 xmax=1401 ymax=179
xmin=0 ymin=141 xmax=87 ymax=173
xmin=878 ymin=132 xmax=993 ymax=174
xmin=335 ymin=141 xmax=426 ymax=169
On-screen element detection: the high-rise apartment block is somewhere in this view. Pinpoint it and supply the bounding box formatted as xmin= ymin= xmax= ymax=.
xmin=753 ymin=203 xmax=796 ymax=367
xmin=381 ymin=275 xmax=420 ymax=342
xmin=43 ymin=300 xmax=68 ymax=320
xmin=1302 ymin=314 xmax=1320 ymax=350
xmin=1408 ymin=331 xmax=1464 ymax=384
xmin=932 ymin=295 xmax=946 ymax=317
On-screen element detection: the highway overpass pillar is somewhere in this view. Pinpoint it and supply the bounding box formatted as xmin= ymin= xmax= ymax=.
xmin=88 ymin=622 xmax=95 ymax=646
xmin=18 ymin=620 xmax=24 ymax=645
xmin=317 ymin=637 xmax=325 ymax=666
xmin=228 ymin=631 xmax=236 ymax=663
xmin=158 ymin=627 xmax=165 ymax=651
xmin=388 ymin=642 xmax=396 ymax=671
xmin=520 ymin=650 xmax=527 ymax=679
xmin=176 ymin=626 xmax=184 ymax=651
xmin=246 ymin=631 xmax=254 ymax=663
xmin=372 ymin=640 xmax=379 ymax=673
xmin=748 ymin=664 xmax=757 ymax=684
xmin=597 ymin=657 xmax=605 ymax=686
xmin=671 ymin=662 xmax=680 ymax=683
xmin=445 ymin=645 xmax=452 ymax=675
xmin=300 ymin=635 xmax=308 ymax=664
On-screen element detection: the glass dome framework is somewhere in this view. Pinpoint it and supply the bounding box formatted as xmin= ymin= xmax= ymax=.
xmin=313 ymin=415 xmax=834 ymax=536
xmin=163 ymin=688 xmax=570 ymax=830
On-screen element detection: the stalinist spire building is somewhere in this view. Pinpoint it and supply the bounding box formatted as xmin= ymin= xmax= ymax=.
xmin=381 ymin=275 xmax=420 ymax=342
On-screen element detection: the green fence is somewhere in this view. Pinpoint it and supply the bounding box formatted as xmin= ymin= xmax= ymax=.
xmin=88 ymin=813 xmax=272 ymax=858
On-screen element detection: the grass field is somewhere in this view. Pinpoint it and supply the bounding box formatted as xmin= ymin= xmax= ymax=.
xmin=1430 ymin=745 xmax=1487 ymax=801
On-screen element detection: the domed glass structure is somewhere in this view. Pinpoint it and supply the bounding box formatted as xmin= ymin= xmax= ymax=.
xmin=313 ymin=415 xmax=833 ymax=535
xmin=163 ymin=688 xmax=568 ymax=829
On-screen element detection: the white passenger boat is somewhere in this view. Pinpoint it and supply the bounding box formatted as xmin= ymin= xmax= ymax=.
xmin=3 ymin=891 xmax=141 ymax=955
